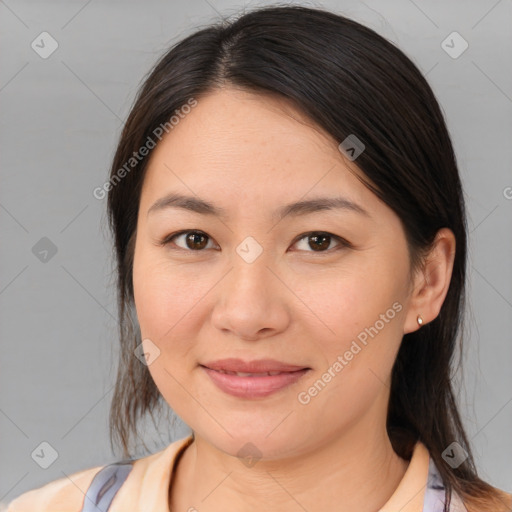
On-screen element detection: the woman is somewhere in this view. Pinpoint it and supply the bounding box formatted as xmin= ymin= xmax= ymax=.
xmin=7 ymin=4 xmax=511 ymax=512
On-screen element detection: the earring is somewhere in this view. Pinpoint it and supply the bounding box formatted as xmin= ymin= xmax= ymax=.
xmin=417 ymin=315 xmax=424 ymax=326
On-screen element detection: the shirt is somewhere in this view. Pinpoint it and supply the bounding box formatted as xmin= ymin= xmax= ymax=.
xmin=4 ymin=435 xmax=473 ymax=511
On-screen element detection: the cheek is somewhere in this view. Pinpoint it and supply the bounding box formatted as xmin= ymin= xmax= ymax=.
xmin=132 ymin=252 xmax=212 ymax=348
xmin=296 ymin=259 xmax=406 ymax=393
xmin=132 ymin=254 xmax=207 ymax=409
xmin=297 ymin=260 xmax=405 ymax=342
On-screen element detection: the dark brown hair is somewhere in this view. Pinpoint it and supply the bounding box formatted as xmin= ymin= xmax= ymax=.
xmin=106 ymin=4 xmax=510 ymax=510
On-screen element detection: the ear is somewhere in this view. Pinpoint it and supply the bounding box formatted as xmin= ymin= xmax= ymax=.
xmin=403 ymin=228 xmax=456 ymax=334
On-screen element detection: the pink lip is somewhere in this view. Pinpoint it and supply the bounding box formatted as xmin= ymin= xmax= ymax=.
xmin=200 ymin=359 xmax=310 ymax=399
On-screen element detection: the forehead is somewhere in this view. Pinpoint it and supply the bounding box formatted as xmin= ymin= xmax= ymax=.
xmin=139 ymin=87 xmax=379 ymax=220
xmin=149 ymin=88 xmax=337 ymax=163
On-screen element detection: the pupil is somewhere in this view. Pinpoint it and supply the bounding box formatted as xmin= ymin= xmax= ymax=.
xmin=187 ymin=232 xmax=207 ymax=250
xmin=310 ymin=234 xmax=330 ymax=251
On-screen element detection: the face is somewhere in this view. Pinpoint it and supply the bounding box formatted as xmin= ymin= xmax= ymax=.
xmin=132 ymin=87 xmax=416 ymax=459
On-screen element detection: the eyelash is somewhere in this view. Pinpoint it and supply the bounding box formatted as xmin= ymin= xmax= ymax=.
xmin=157 ymin=230 xmax=352 ymax=254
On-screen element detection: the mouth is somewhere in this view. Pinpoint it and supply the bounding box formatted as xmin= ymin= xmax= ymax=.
xmin=199 ymin=362 xmax=311 ymax=399
xmin=200 ymin=357 xmax=310 ymax=374
xmin=205 ymin=369 xmax=301 ymax=377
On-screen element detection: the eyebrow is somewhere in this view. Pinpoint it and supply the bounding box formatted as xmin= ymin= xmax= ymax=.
xmin=147 ymin=192 xmax=370 ymax=220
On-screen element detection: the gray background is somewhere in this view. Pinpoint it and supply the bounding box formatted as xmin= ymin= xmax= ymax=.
xmin=1 ymin=0 xmax=511 ymax=504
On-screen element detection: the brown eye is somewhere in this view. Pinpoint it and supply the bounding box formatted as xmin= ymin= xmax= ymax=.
xmin=160 ymin=230 xmax=350 ymax=254
xmin=293 ymin=232 xmax=348 ymax=253
xmin=161 ymin=230 xmax=214 ymax=251
xmin=184 ymin=231 xmax=209 ymax=250
xmin=307 ymin=233 xmax=331 ymax=251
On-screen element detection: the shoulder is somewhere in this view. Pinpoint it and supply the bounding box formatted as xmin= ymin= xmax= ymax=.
xmin=5 ymin=435 xmax=194 ymax=512
xmin=463 ymin=486 xmax=512 ymax=512
xmin=5 ymin=464 xmax=104 ymax=512
xmin=495 ymin=488 xmax=512 ymax=511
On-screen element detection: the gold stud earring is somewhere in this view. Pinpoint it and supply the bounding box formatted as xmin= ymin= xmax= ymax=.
xmin=417 ymin=315 xmax=424 ymax=326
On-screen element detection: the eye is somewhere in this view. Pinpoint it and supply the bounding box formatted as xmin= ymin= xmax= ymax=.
xmin=292 ymin=232 xmax=351 ymax=253
xmin=159 ymin=230 xmax=216 ymax=251
xmin=158 ymin=230 xmax=351 ymax=253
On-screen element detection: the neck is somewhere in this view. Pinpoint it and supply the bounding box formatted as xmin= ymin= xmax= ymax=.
xmin=169 ymin=421 xmax=409 ymax=512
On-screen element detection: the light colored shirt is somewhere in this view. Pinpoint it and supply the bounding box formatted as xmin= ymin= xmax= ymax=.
xmin=3 ymin=435 xmax=476 ymax=511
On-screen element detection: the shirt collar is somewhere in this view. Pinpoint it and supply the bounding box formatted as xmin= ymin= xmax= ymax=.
xmin=112 ymin=436 xmax=466 ymax=512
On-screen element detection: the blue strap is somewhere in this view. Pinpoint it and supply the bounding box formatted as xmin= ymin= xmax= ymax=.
xmin=80 ymin=461 xmax=135 ymax=512
xmin=423 ymin=458 xmax=447 ymax=511
xmin=423 ymin=457 xmax=468 ymax=511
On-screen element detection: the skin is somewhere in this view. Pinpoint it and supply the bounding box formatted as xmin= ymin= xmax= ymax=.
xmin=132 ymin=87 xmax=456 ymax=512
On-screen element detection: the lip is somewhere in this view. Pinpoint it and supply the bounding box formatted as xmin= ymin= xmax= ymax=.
xmin=202 ymin=358 xmax=309 ymax=373
xmin=200 ymin=359 xmax=311 ymax=399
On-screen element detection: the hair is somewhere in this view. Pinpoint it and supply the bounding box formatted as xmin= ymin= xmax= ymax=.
xmin=106 ymin=4 xmax=510 ymax=511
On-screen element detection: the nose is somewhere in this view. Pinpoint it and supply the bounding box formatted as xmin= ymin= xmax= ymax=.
xmin=211 ymin=251 xmax=291 ymax=341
